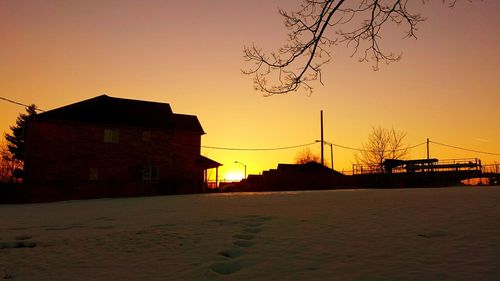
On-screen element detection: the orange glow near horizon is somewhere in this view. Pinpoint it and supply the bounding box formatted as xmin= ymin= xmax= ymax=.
xmin=1 ymin=1 xmax=499 ymax=178
xmin=223 ymin=171 xmax=245 ymax=182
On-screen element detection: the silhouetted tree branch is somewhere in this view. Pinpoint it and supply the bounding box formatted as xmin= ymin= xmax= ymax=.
xmin=355 ymin=126 xmax=409 ymax=172
xmin=0 ymin=141 xmax=22 ymax=183
xmin=295 ymin=147 xmax=321 ymax=164
xmin=295 ymin=147 xmax=330 ymax=167
xmin=243 ymin=0 xmax=465 ymax=96
xmin=5 ymin=104 xmax=38 ymax=161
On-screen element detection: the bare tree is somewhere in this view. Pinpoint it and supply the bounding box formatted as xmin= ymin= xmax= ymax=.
xmin=0 ymin=141 xmax=22 ymax=183
xmin=355 ymin=126 xmax=409 ymax=172
xmin=294 ymin=147 xmax=330 ymax=167
xmin=243 ymin=0 xmax=465 ymax=96
xmin=295 ymin=147 xmax=321 ymax=164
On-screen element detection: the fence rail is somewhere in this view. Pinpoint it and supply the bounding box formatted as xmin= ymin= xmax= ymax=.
xmin=352 ymin=158 xmax=483 ymax=175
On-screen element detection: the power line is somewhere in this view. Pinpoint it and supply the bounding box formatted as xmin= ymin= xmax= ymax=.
xmin=430 ymin=140 xmax=500 ymax=156
xmin=328 ymin=141 xmax=426 ymax=152
xmin=0 ymin=96 xmax=45 ymax=111
xmin=202 ymin=139 xmax=496 ymax=157
xmin=201 ymin=141 xmax=427 ymax=152
xmin=408 ymin=142 xmax=428 ymax=150
xmin=201 ymin=142 xmax=317 ymax=151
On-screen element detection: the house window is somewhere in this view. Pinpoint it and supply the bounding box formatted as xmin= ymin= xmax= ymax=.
xmin=142 ymin=131 xmax=151 ymax=142
xmin=104 ymin=128 xmax=119 ymax=143
xmin=89 ymin=167 xmax=99 ymax=181
xmin=142 ymin=165 xmax=159 ymax=183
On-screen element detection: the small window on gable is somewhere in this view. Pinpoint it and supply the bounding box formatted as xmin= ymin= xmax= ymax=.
xmin=142 ymin=165 xmax=159 ymax=183
xmin=142 ymin=131 xmax=151 ymax=142
xmin=89 ymin=167 xmax=99 ymax=181
xmin=104 ymin=128 xmax=119 ymax=143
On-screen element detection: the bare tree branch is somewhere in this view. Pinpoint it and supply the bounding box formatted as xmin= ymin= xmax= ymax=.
xmin=355 ymin=126 xmax=409 ymax=172
xmin=295 ymin=147 xmax=330 ymax=167
xmin=243 ymin=0 xmax=467 ymax=96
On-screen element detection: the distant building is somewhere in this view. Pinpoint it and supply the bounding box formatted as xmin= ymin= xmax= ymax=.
xmin=24 ymin=95 xmax=220 ymax=201
xmin=234 ymin=161 xmax=349 ymax=192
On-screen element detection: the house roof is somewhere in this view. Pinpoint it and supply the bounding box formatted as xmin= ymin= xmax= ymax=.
xmin=34 ymin=95 xmax=204 ymax=134
xmin=198 ymin=156 xmax=222 ymax=169
xmin=277 ymin=161 xmax=343 ymax=175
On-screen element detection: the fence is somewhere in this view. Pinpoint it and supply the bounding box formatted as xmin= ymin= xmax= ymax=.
xmin=352 ymin=158 xmax=482 ymax=175
xmin=481 ymin=163 xmax=499 ymax=174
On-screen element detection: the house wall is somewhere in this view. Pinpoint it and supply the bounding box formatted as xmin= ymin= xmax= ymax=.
xmin=24 ymin=119 xmax=203 ymax=197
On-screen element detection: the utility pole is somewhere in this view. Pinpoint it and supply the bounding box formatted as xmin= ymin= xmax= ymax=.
xmin=320 ymin=110 xmax=324 ymax=166
xmin=426 ymin=138 xmax=430 ymax=160
xmin=330 ymin=142 xmax=334 ymax=170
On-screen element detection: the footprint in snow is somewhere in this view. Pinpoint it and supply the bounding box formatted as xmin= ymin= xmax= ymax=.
xmin=210 ymin=260 xmax=243 ymax=275
xmin=233 ymin=234 xmax=254 ymax=240
xmin=233 ymin=240 xmax=255 ymax=248
xmin=218 ymin=248 xmax=243 ymax=259
xmin=242 ymin=227 xmax=262 ymax=234
xmin=208 ymin=215 xmax=273 ymax=275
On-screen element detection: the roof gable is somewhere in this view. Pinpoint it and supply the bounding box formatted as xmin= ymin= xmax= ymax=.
xmin=35 ymin=95 xmax=204 ymax=133
xmin=277 ymin=162 xmax=340 ymax=174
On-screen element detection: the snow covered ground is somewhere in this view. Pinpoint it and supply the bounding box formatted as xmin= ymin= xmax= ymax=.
xmin=1 ymin=186 xmax=499 ymax=280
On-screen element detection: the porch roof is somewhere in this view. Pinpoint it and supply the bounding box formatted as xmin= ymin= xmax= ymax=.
xmin=198 ymin=156 xmax=222 ymax=169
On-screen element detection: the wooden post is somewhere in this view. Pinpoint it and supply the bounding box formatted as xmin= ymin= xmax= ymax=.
xmin=204 ymin=169 xmax=207 ymax=191
xmin=426 ymin=138 xmax=430 ymax=172
xmin=215 ymin=167 xmax=219 ymax=189
xmin=330 ymin=143 xmax=334 ymax=170
xmin=427 ymin=138 xmax=430 ymax=160
xmin=320 ymin=110 xmax=324 ymax=166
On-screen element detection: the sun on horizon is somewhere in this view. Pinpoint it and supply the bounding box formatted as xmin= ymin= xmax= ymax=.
xmin=223 ymin=171 xmax=245 ymax=182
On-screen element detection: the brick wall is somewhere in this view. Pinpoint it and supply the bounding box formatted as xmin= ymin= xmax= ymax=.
xmin=24 ymin=119 xmax=204 ymax=196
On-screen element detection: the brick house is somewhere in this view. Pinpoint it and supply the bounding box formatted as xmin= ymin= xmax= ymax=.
xmin=24 ymin=95 xmax=220 ymax=200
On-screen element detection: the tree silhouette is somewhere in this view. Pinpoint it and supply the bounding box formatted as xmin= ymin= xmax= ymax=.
xmin=243 ymin=0 xmax=464 ymax=96
xmin=295 ymin=147 xmax=330 ymax=167
xmin=355 ymin=126 xmax=409 ymax=172
xmin=0 ymin=141 xmax=22 ymax=183
xmin=5 ymin=104 xmax=38 ymax=162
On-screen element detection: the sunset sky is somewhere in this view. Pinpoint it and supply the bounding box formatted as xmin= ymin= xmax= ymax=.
xmin=1 ymin=0 xmax=499 ymax=181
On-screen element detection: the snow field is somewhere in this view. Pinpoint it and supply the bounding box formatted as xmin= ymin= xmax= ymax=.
xmin=1 ymin=187 xmax=499 ymax=280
